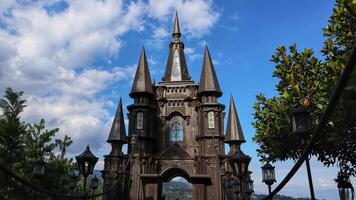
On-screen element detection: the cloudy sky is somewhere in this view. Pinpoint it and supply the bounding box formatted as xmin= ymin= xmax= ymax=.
xmin=0 ymin=0 xmax=351 ymax=199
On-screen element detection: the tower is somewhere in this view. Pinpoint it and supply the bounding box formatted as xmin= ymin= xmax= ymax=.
xmin=102 ymin=98 xmax=128 ymax=200
xmin=103 ymin=12 xmax=252 ymax=200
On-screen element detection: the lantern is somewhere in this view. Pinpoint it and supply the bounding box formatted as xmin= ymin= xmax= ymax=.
xmin=262 ymin=162 xmax=276 ymax=194
xmin=292 ymin=107 xmax=311 ymax=135
xmin=75 ymin=145 xmax=98 ymax=192
xmin=262 ymin=162 xmax=276 ymax=185
xmin=229 ymin=147 xmax=251 ymax=176
xmin=336 ymin=173 xmax=354 ymax=200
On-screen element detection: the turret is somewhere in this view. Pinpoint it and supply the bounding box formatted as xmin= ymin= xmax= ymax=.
xmin=107 ymin=98 xmax=127 ymax=155
xmin=130 ymin=47 xmax=154 ymax=98
xmin=198 ymin=46 xmax=222 ymax=101
xmin=225 ymin=95 xmax=245 ymax=154
xmin=162 ymin=12 xmax=191 ymax=81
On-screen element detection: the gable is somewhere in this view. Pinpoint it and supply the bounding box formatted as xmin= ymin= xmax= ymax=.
xmin=160 ymin=143 xmax=192 ymax=160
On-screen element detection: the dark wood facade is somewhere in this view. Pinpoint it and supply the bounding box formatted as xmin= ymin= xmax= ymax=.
xmin=102 ymin=12 xmax=250 ymax=200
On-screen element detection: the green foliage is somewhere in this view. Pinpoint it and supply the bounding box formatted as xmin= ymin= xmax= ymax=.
xmin=0 ymin=88 xmax=79 ymax=199
xmin=253 ymin=0 xmax=356 ymax=176
xmin=162 ymin=181 xmax=193 ymax=200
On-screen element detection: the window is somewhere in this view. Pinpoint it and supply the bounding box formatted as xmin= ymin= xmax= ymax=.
xmin=208 ymin=111 xmax=215 ymax=129
xmin=137 ymin=112 xmax=143 ymax=129
xmin=171 ymin=49 xmax=182 ymax=81
xmin=170 ymin=116 xmax=184 ymax=141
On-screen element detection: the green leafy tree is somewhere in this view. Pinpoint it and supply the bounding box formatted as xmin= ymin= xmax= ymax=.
xmin=253 ymin=0 xmax=356 ymax=176
xmin=0 ymin=88 xmax=80 ymax=199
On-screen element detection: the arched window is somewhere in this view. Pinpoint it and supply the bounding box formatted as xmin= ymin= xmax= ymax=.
xmin=169 ymin=116 xmax=184 ymax=141
xmin=137 ymin=112 xmax=143 ymax=129
xmin=208 ymin=111 xmax=215 ymax=129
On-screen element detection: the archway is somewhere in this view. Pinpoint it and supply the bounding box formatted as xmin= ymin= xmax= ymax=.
xmin=161 ymin=167 xmax=193 ymax=200
xmin=162 ymin=176 xmax=193 ymax=200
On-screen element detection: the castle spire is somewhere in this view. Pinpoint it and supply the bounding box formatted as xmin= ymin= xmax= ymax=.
xmin=198 ymin=46 xmax=222 ymax=97
xmin=225 ymin=95 xmax=245 ymax=144
xmin=130 ymin=47 xmax=154 ymax=97
xmin=161 ymin=12 xmax=191 ymax=82
xmin=107 ymin=98 xmax=127 ymax=143
xmin=172 ymin=11 xmax=181 ymax=40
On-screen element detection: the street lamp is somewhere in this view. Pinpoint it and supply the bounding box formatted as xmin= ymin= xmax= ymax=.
xmin=229 ymin=146 xmax=252 ymax=199
xmin=33 ymin=157 xmax=45 ymax=176
xmin=229 ymin=147 xmax=251 ymax=176
xmin=292 ymin=106 xmax=315 ymax=200
xmin=261 ymin=162 xmax=276 ymax=194
xmin=75 ymin=145 xmax=98 ymax=193
xmin=91 ymin=175 xmax=99 ymax=198
xmin=222 ymin=172 xmax=240 ymax=200
xmin=336 ymin=172 xmax=354 ymax=200
xmin=292 ymin=106 xmax=311 ymax=134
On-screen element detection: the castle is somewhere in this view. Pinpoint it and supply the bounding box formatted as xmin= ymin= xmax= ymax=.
xmin=102 ymin=12 xmax=250 ymax=200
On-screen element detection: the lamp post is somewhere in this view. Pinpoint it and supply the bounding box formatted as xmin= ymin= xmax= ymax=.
xmin=261 ymin=162 xmax=276 ymax=194
xmin=91 ymin=175 xmax=99 ymax=199
xmin=75 ymin=145 xmax=98 ymax=193
xmin=292 ymin=106 xmax=315 ymax=200
xmin=229 ymin=145 xmax=252 ymax=199
xmin=336 ymin=172 xmax=354 ymax=200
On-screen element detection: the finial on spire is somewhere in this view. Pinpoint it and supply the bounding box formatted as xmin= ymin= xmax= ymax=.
xmin=130 ymin=47 xmax=154 ymax=97
xmin=172 ymin=11 xmax=181 ymax=39
xmin=225 ymin=95 xmax=245 ymax=145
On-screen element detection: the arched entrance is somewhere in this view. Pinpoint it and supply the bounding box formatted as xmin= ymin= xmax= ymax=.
xmin=162 ymin=177 xmax=192 ymax=200
xmin=161 ymin=167 xmax=193 ymax=200
xmin=141 ymin=166 xmax=212 ymax=200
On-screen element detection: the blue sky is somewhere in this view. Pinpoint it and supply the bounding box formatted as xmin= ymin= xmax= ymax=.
xmin=0 ymin=0 xmax=351 ymax=199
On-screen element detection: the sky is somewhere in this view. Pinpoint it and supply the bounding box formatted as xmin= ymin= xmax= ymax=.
xmin=0 ymin=0 xmax=352 ymax=199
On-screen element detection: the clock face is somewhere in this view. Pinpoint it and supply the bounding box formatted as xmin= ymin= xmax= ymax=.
xmin=171 ymin=49 xmax=182 ymax=81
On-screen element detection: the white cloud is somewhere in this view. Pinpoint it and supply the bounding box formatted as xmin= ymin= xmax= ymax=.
xmin=184 ymin=47 xmax=202 ymax=61
xmin=318 ymin=178 xmax=335 ymax=188
xmin=148 ymin=0 xmax=220 ymax=38
xmin=0 ymin=0 xmax=221 ymax=160
xmin=153 ymin=27 xmax=169 ymax=39
xmin=0 ymin=0 xmax=144 ymax=157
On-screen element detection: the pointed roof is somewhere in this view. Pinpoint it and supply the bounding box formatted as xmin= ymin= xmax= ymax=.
xmin=130 ymin=48 xmax=154 ymax=96
xmin=107 ymin=98 xmax=127 ymax=143
xmin=225 ymin=96 xmax=245 ymax=144
xmin=198 ymin=46 xmax=222 ymax=96
xmin=172 ymin=11 xmax=181 ymax=38
xmin=161 ymin=12 xmax=191 ymax=81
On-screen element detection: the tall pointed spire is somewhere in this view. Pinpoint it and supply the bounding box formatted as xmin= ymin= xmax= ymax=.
xmin=172 ymin=11 xmax=181 ymax=39
xmin=161 ymin=11 xmax=191 ymax=81
xmin=107 ymin=98 xmax=127 ymax=143
xmin=198 ymin=46 xmax=222 ymax=97
xmin=225 ymin=96 xmax=245 ymax=144
xmin=130 ymin=47 xmax=154 ymax=97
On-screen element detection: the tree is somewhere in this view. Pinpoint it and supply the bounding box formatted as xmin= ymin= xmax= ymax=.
xmin=0 ymin=88 xmax=79 ymax=199
xmin=253 ymin=0 xmax=356 ymax=176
